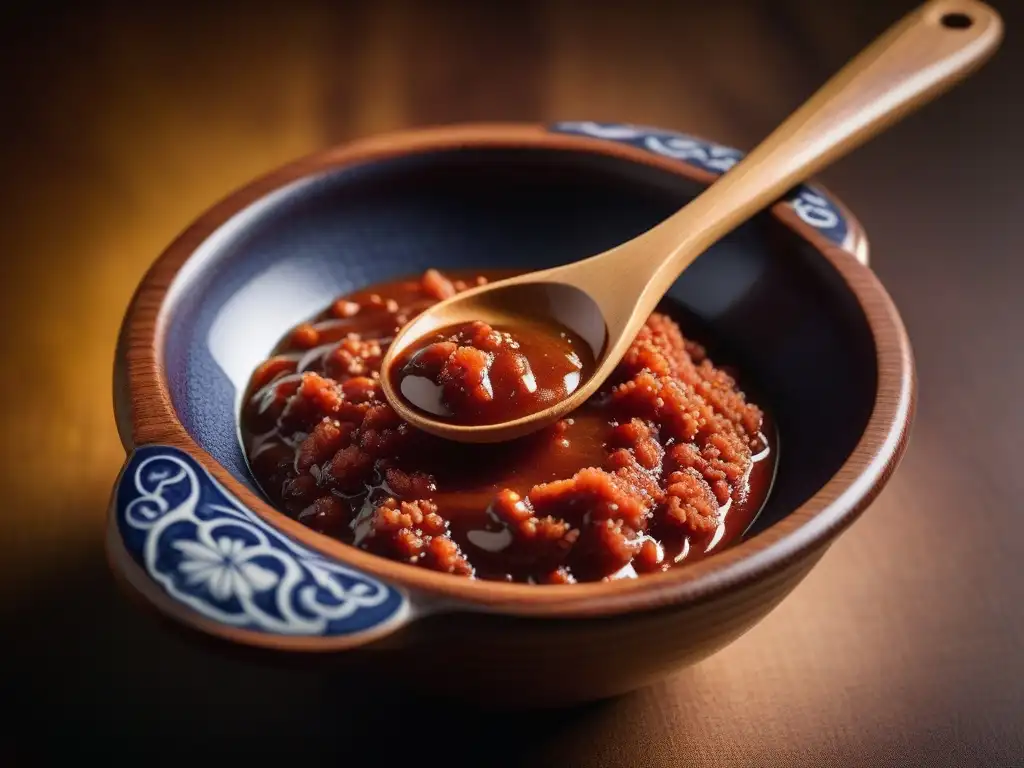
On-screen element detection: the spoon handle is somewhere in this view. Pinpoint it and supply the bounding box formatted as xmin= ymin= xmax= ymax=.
xmin=636 ymin=0 xmax=1002 ymax=289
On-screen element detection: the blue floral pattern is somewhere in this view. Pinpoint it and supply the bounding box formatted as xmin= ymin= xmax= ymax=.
xmin=114 ymin=444 xmax=408 ymax=637
xmin=550 ymin=121 xmax=848 ymax=247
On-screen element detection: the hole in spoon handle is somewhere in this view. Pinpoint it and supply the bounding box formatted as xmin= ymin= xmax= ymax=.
xmin=941 ymin=12 xmax=974 ymax=28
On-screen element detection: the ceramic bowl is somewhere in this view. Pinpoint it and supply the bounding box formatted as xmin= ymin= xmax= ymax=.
xmin=108 ymin=122 xmax=914 ymax=707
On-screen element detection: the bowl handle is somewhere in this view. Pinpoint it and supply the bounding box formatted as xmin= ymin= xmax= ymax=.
xmin=107 ymin=443 xmax=411 ymax=650
xmin=549 ymin=121 xmax=869 ymax=266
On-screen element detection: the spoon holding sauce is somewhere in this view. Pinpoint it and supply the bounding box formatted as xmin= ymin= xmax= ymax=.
xmin=382 ymin=0 xmax=1002 ymax=443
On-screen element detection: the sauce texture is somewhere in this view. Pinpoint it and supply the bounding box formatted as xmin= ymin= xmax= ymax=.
xmin=240 ymin=268 xmax=775 ymax=584
xmin=391 ymin=318 xmax=595 ymax=425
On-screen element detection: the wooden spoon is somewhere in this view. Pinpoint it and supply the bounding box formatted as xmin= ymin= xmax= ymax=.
xmin=380 ymin=0 xmax=1002 ymax=443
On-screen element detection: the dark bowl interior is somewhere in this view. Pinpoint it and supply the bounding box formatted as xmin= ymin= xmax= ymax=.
xmin=163 ymin=147 xmax=876 ymax=539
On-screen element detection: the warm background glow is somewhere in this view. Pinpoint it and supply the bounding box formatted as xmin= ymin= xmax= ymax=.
xmin=2 ymin=0 xmax=1022 ymax=763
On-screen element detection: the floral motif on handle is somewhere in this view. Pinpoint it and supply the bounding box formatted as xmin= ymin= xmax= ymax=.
xmin=115 ymin=445 xmax=408 ymax=637
xmin=551 ymin=121 xmax=849 ymax=248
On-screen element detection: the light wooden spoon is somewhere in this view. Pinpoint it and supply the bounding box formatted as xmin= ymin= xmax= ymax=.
xmin=381 ymin=0 xmax=1002 ymax=443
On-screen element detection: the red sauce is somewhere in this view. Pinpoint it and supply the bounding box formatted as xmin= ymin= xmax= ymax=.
xmin=391 ymin=319 xmax=595 ymax=425
xmin=240 ymin=268 xmax=775 ymax=584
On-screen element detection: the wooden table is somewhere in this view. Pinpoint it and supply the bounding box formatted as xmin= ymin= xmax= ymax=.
xmin=4 ymin=0 xmax=1022 ymax=763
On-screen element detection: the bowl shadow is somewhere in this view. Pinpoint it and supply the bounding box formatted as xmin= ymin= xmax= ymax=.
xmin=6 ymin=521 xmax=626 ymax=763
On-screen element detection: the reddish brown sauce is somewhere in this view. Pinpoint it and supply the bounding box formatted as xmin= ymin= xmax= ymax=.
xmin=240 ymin=268 xmax=775 ymax=584
xmin=391 ymin=318 xmax=595 ymax=425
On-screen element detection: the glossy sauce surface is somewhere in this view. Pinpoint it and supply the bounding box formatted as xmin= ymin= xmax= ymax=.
xmin=391 ymin=318 xmax=595 ymax=426
xmin=240 ymin=269 xmax=775 ymax=584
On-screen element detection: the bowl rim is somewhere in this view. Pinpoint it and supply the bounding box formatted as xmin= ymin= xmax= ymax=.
xmin=116 ymin=122 xmax=915 ymax=619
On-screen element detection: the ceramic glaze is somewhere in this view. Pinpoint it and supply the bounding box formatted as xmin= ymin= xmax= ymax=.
xmin=113 ymin=124 xmax=869 ymax=639
xmin=116 ymin=444 xmax=407 ymax=637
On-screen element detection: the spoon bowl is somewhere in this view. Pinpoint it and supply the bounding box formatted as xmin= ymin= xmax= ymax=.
xmin=381 ymin=276 xmax=607 ymax=441
xmin=381 ymin=0 xmax=1002 ymax=443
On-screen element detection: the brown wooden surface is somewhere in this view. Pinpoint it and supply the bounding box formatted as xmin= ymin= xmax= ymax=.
xmin=2 ymin=0 xmax=1022 ymax=763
